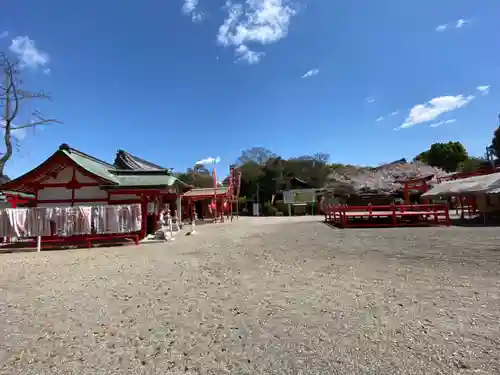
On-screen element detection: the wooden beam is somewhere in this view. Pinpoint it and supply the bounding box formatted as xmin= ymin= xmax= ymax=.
xmin=37 ymin=198 xmax=108 ymax=204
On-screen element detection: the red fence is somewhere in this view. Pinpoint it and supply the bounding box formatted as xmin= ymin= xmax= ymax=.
xmin=323 ymin=204 xmax=451 ymax=228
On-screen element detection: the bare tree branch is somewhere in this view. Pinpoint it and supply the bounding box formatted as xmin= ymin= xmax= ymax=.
xmin=0 ymin=53 xmax=62 ymax=176
xmin=15 ymin=89 xmax=52 ymax=101
xmin=1 ymin=110 xmax=63 ymax=130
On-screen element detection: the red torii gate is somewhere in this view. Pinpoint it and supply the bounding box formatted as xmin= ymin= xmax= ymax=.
xmin=398 ymin=175 xmax=433 ymax=204
xmin=2 ymin=192 xmax=35 ymax=208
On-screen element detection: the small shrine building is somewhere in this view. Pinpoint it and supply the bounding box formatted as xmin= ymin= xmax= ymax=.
xmin=0 ymin=144 xmax=190 ymax=238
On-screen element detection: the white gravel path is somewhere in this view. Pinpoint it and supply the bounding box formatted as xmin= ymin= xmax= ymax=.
xmin=1 ymin=216 xmax=499 ymax=374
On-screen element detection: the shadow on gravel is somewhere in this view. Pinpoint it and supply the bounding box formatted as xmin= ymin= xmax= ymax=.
xmin=321 ymin=221 xmax=445 ymax=230
xmin=450 ymin=218 xmax=500 ymax=227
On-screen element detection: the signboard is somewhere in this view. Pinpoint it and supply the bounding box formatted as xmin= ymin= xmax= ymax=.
xmin=283 ymin=189 xmax=316 ymax=204
xmin=252 ymin=203 xmax=260 ymax=216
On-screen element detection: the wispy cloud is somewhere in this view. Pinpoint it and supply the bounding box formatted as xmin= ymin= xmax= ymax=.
xmin=477 ymin=85 xmax=491 ymax=96
xmin=301 ymin=69 xmax=319 ymax=79
xmin=456 ymin=18 xmax=468 ymax=28
xmin=217 ymin=0 xmax=298 ymax=64
xmin=366 ymin=97 xmax=375 ymax=103
xmin=182 ymin=0 xmax=203 ymax=22
xmin=196 ymin=156 xmax=221 ymax=166
xmin=0 ymin=31 xmax=8 ymax=38
xmin=0 ymin=121 xmax=28 ymax=141
xmin=429 ymin=119 xmax=457 ymax=128
xmin=436 ymin=18 xmax=470 ymax=32
xmin=389 ymin=110 xmax=399 ymax=117
xmin=9 ymin=36 xmax=50 ymax=70
xmin=375 ymin=116 xmax=384 ymax=122
xmin=235 ymin=45 xmax=264 ymax=64
xmin=397 ymin=94 xmax=474 ymax=130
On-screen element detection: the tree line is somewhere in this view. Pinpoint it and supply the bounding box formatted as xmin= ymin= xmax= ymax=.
xmin=178 ymin=116 xmax=500 ymax=207
xmin=416 ymin=116 xmax=500 ymax=173
xmin=176 ymin=147 xmax=332 ymax=206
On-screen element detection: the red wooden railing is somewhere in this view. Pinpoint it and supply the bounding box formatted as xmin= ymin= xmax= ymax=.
xmin=324 ymin=203 xmax=451 ymax=228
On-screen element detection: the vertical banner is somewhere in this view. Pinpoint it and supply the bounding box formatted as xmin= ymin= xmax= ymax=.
xmin=229 ymin=167 xmax=235 ymax=193
xmin=236 ymin=171 xmax=242 ymax=197
xmin=213 ymin=167 xmax=217 ymax=199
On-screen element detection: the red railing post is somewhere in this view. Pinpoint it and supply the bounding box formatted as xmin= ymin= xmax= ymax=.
xmin=391 ymin=204 xmax=397 ymax=226
xmin=340 ymin=205 xmax=347 ymax=228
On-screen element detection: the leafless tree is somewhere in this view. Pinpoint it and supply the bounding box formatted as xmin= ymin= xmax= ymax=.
xmin=326 ymin=161 xmax=449 ymax=195
xmin=0 ymin=53 xmax=61 ymax=176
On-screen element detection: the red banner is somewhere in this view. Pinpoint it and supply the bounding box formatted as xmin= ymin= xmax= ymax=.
xmin=236 ymin=171 xmax=242 ymax=197
xmin=229 ymin=167 xmax=235 ymax=193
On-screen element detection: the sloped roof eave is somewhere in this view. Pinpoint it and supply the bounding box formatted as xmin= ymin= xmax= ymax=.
xmin=422 ymin=172 xmax=500 ymax=198
xmin=183 ymin=187 xmax=231 ymax=198
xmin=114 ymin=150 xmax=167 ymax=171
xmin=61 ymin=149 xmax=119 ymax=184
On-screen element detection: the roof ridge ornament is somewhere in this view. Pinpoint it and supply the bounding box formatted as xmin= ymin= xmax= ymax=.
xmin=59 ymin=143 xmax=70 ymax=151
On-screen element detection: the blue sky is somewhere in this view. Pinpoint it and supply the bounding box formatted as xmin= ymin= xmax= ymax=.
xmin=1 ymin=0 xmax=499 ymax=178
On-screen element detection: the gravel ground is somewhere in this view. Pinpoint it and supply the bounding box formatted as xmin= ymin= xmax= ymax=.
xmin=1 ymin=216 xmax=500 ymax=375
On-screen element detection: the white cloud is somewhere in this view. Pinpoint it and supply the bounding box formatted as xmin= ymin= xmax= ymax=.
xmin=43 ymin=68 xmax=51 ymax=76
xmin=435 ymin=19 xmax=470 ymax=32
xmin=9 ymin=36 xmax=50 ymax=70
xmin=375 ymin=116 xmax=384 ymax=122
xmin=301 ymin=69 xmax=319 ymax=79
xmin=235 ymin=44 xmax=264 ymax=64
xmin=11 ymin=128 xmax=27 ymax=140
xmin=456 ymin=18 xmax=468 ymax=28
xmin=217 ymin=0 xmax=298 ymax=64
xmin=398 ymin=94 xmax=474 ymax=130
xmin=0 ymin=31 xmax=8 ymax=38
xmin=182 ymin=0 xmax=197 ymax=13
xmin=0 ymin=121 xmax=28 ymax=141
xmin=182 ymin=0 xmax=203 ymax=22
xmin=477 ymin=85 xmax=491 ymax=96
xmin=429 ymin=119 xmax=457 ymax=128
xmin=196 ymin=156 xmax=221 ymax=165
xmin=366 ymin=97 xmax=375 ymax=103
xmin=389 ymin=110 xmax=399 ymax=117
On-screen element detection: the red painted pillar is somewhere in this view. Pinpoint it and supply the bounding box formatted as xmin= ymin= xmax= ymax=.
xmin=404 ymin=183 xmax=410 ymax=204
xmin=140 ymin=195 xmax=148 ymax=239
xmin=152 ymin=197 xmax=159 ymax=233
xmin=419 ymin=181 xmax=428 ymax=204
xmin=445 ymin=206 xmax=451 ymax=226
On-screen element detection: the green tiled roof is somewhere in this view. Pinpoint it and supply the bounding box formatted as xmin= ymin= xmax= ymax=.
xmin=114 ymin=150 xmax=168 ymax=171
xmin=111 ymin=174 xmax=180 ymax=187
xmin=1 ymin=144 xmax=185 ymax=193
xmin=60 ymin=144 xmax=183 ymax=188
xmin=60 ymin=146 xmax=119 ymax=184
